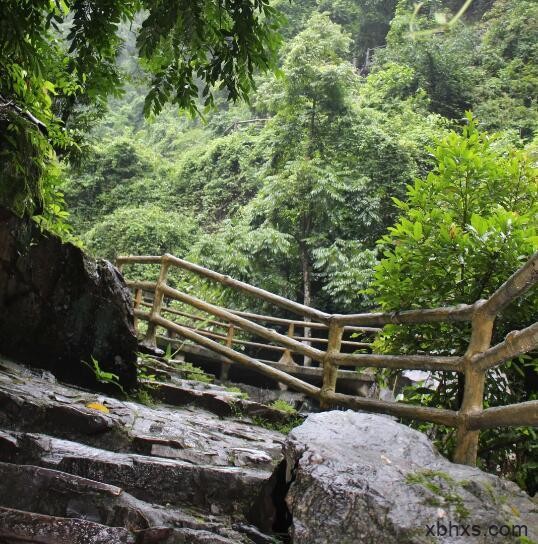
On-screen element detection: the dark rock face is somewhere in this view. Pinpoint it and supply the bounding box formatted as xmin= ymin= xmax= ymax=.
xmin=0 ymin=207 xmax=137 ymax=388
xmin=284 ymin=411 xmax=538 ymax=544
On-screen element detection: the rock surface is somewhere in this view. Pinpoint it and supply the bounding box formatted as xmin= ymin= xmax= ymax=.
xmin=0 ymin=207 xmax=137 ymax=388
xmin=284 ymin=410 xmax=538 ymax=544
xmin=0 ymin=358 xmax=285 ymax=543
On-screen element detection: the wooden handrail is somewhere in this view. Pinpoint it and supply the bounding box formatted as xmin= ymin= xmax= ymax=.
xmin=142 ymin=301 xmax=372 ymax=348
xmin=332 ymin=304 xmax=475 ymax=326
xmin=152 ymin=314 xmax=321 ymax=397
xmin=481 ymin=251 xmax=538 ymax=318
xmin=333 ymin=352 xmax=463 ymax=372
xmin=120 ymin=252 xmax=538 ymax=469
xmin=473 ymin=322 xmax=538 ymax=372
xmin=160 ymin=284 xmax=327 ymax=363
xmin=163 ymin=254 xmax=332 ymax=324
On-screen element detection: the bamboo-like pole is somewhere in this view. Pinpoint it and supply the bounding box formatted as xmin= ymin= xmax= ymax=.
xmin=231 ymin=309 xmax=381 ymax=333
xmin=278 ymin=323 xmax=297 ymax=365
xmin=133 ymin=288 xmax=143 ymax=329
xmin=467 ymin=400 xmax=538 ymax=430
xmin=152 ymin=314 xmax=321 ymax=397
xmin=220 ymin=324 xmax=235 ymax=381
xmin=142 ymin=261 xmax=170 ymax=348
xmin=160 ymin=284 xmax=326 ymax=363
xmin=453 ymin=302 xmax=494 ymax=465
xmin=320 ymin=321 xmax=344 ymax=409
xmin=332 ymin=304 xmax=474 ymax=326
xmin=481 ymin=251 xmax=538 ymax=318
xmin=161 ymin=254 xmax=332 ymax=324
xmin=117 ymin=255 xmax=162 ymax=265
xmin=333 ymin=353 xmax=463 ymax=372
xmin=125 ymin=280 xmax=157 ymax=292
xmin=323 ymin=391 xmax=459 ymax=426
xmin=474 ymin=322 xmax=538 ymax=372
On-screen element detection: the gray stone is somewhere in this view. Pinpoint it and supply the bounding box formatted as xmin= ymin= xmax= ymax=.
xmin=0 ymin=207 xmax=137 ymax=388
xmin=0 ymin=358 xmax=283 ymax=543
xmin=284 ymin=410 xmax=538 ymax=544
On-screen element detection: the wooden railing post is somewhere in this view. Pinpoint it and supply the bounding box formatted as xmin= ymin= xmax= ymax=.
xmin=133 ymin=288 xmax=142 ymax=330
xmin=320 ymin=320 xmax=343 ymax=410
xmin=220 ymin=323 xmax=235 ymax=381
xmin=453 ymin=301 xmax=494 ymax=465
xmin=142 ymin=258 xmax=170 ymax=348
xmin=279 ymin=323 xmax=296 ymax=365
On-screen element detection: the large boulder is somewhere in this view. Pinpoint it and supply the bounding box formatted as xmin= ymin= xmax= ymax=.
xmin=0 ymin=207 xmax=137 ymax=388
xmin=284 ymin=411 xmax=538 ymax=544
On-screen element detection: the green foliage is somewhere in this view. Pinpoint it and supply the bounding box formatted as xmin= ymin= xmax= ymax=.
xmin=269 ymin=399 xmax=297 ymax=414
xmin=225 ymin=386 xmax=250 ymax=400
xmin=175 ymin=362 xmax=214 ymax=384
xmin=139 ymin=0 xmax=283 ymax=116
xmin=82 ymin=356 xmax=126 ymax=395
xmin=252 ymin=414 xmax=304 ymax=435
xmin=405 ymin=469 xmax=470 ymax=520
xmin=83 ymin=205 xmax=198 ymax=261
xmin=370 ymin=114 xmax=538 ymax=492
xmin=0 ymin=0 xmax=284 ymax=223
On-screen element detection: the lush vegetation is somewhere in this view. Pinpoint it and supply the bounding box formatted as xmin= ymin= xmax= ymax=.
xmin=1 ymin=0 xmax=536 ymax=493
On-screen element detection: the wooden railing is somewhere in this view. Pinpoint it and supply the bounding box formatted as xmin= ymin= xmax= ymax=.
xmin=117 ymin=252 xmax=538 ymax=466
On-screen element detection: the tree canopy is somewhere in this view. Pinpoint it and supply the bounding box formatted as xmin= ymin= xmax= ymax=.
xmin=0 ymin=0 xmax=282 ymax=218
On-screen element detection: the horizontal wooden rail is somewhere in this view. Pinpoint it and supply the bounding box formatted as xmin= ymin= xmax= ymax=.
xmin=230 ymin=309 xmax=380 ymax=334
xmin=160 ymin=284 xmax=326 ymax=363
xmin=174 ymin=324 xmax=288 ymax=352
xmin=142 ymin=301 xmax=373 ymax=349
xmin=323 ymin=391 xmax=459 ymax=426
xmin=474 ymin=322 xmax=538 ymax=372
xmin=152 ymin=314 xmax=321 ymax=397
xmin=481 ymin=251 xmax=538 ymax=318
xmin=332 ymin=303 xmax=475 ymax=326
xmin=468 ymin=400 xmax=538 ymax=430
xmin=334 ymin=353 xmax=463 ymax=372
xmin=117 ymin=255 xmax=162 ymax=266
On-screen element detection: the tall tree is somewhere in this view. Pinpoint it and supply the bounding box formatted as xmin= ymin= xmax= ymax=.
xmin=0 ymin=0 xmax=282 ymax=219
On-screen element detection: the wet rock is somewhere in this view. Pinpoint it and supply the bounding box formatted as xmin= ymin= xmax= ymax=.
xmin=0 ymin=359 xmax=283 ymax=543
xmin=148 ymin=380 xmax=299 ymax=424
xmin=0 ymin=507 xmax=135 ymax=544
xmin=284 ymin=410 xmax=538 ymax=544
xmin=0 ymin=207 xmax=137 ymax=388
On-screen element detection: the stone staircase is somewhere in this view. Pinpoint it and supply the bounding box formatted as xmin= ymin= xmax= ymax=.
xmin=0 ymin=357 xmax=293 ymax=543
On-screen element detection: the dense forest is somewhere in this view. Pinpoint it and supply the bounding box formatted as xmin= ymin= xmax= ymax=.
xmin=1 ymin=0 xmax=537 ymax=493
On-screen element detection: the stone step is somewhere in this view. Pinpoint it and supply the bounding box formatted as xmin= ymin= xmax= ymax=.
xmin=146 ymin=380 xmax=299 ymax=423
xmin=0 ymin=431 xmax=268 ymax=516
xmin=0 ymin=359 xmax=284 ymax=469
xmin=0 ymin=462 xmax=267 ymax=543
xmin=0 ymin=507 xmax=243 ymax=544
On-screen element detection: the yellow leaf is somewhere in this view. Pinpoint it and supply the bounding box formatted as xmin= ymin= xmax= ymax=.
xmin=85 ymin=402 xmax=109 ymax=413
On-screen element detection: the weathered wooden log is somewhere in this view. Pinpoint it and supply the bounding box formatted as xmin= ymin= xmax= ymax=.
xmin=322 ymin=391 xmax=459 ymax=426
xmin=160 ymin=284 xmax=326 ymax=363
xmin=152 ymin=314 xmax=321 ymax=397
xmin=320 ymin=322 xmax=344 ymax=409
xmin=467 ymin=400 xmax=538 ymax=430
xmin=474 ymin=322 xmax=538 ymax=371
xmin=161 ymin=253 xmax=332 ymax=324
xmin=333 ymin=353 xmax=463 ymax=372
xmin=116 ymin=255 xmax=162 ymax=265
xmin=453 ymin=304 xmax=494 ymax=466
xmin=142 ymin=261 xmax=170 ymax=347
xmin=481 ymin=251 xmax=538 ymax=317
xmin=332 ymin=304 xmax=475 ymax=326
